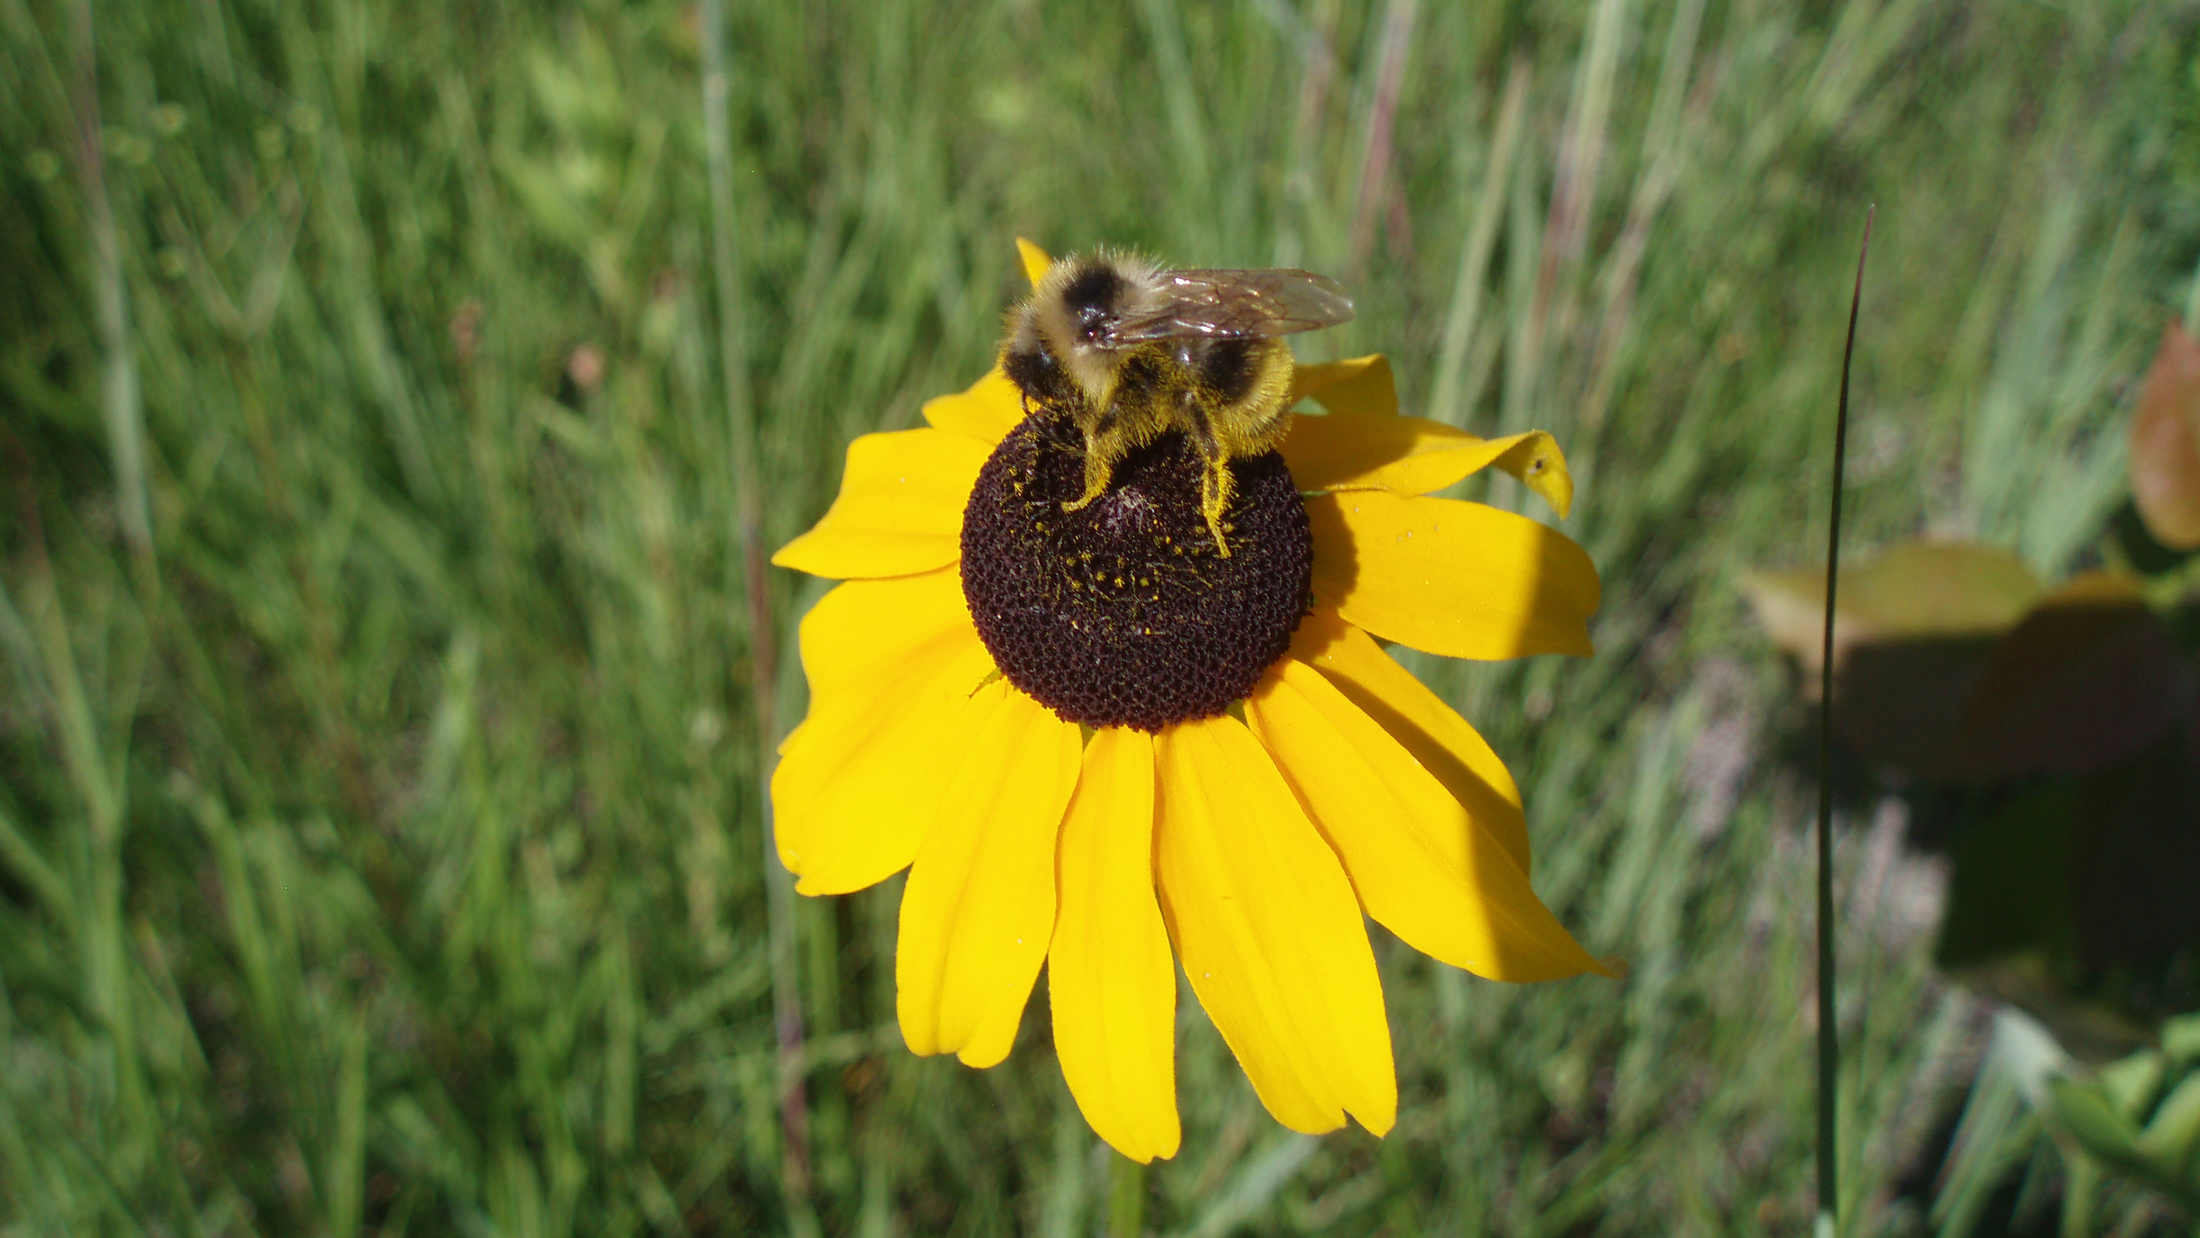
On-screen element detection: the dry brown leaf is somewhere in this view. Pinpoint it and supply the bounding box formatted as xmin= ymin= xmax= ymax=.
xmin=2129 ymin=320 xmax=2200 ymax=550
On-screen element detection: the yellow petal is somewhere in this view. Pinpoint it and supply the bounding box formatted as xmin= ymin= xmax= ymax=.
xmin=1287 ymin=354 xmax=1396 ymax=417
xmin=772 ymin=428 xmax=991 ymax=579
xmin=1307 ymin=490 xmax=1599 ymax=660
xmin=1488 ymin=432 xmax=1574 ymax=517
xmin=770 ymin=628 xmax=997 ymax=895
xmin=791 ymin=567 xmax=972 ymax=713
xmin=1050 ymin=728 xmax=1180 ymax=1162
xmin=1015 ymin=237 xmax=1055 ymax=285
xmin=1247 ymin=659 xmax=1609 ymax=982
xmin=1153 ymin=715 xmax=1395 ymax=1137
xmin=898 ymin=682 xmax=1082 ymax=1066
xmin=1287 ymin=611 xmax=1528 ymax=872
xmin=1283 ymin=415 xmax=1575 ymax=515
xmin=921 ymin=367 xmax=1027 ymax=446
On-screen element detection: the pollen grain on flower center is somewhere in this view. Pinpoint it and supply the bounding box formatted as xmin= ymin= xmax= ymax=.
xmin=959 ymin=411 xmax=1313 ymax=731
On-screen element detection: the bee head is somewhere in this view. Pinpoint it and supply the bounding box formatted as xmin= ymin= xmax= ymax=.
xmin=1001 ymin=301 xmax=1075 ymax=412
xmin=1001 ymin=252 xmax=1164 ymax=411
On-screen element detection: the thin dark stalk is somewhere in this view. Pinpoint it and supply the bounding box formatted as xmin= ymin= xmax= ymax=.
xmin=1817 ymin=205 xmax=1873 ymax=1238
xmin=700 ymin=2 xmax=813 ymax=1230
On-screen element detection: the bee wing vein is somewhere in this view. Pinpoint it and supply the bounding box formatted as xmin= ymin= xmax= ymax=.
xmin=1104 ymin=268 xmax=1354 ymax=344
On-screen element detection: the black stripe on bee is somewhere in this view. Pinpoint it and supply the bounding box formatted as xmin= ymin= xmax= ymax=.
xmin=1186 ymin=337 xmax=1259 ymax=406
xmin=1002 ymin=340 xmax=1075 ymax=409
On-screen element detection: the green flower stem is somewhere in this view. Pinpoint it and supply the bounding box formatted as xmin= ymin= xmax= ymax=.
xmin=1109 ymin=1152 xmax=1146 ymax=1238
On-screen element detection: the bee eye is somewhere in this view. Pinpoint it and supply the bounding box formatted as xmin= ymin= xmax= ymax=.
xmin=1076 ymin=304 xmax=1109 ymax=342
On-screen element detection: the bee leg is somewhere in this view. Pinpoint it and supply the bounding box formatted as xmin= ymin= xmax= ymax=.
xmin=1061 ymin=446 xmax=1113 ymax=513
xmin=1199 ymin=457 xmax=1234 ymax=557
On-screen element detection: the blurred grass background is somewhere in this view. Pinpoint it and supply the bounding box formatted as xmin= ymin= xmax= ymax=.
xmin=6 ymin=0 xmax=2200 ymax=1233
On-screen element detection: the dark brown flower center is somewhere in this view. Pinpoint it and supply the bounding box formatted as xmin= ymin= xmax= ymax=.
xmin=960 ymin=411 xmax=1313 ymax=732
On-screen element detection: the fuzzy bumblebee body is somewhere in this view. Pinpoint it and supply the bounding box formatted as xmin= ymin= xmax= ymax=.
xmin=1000 ymin=251 xmax=1353 ymax=555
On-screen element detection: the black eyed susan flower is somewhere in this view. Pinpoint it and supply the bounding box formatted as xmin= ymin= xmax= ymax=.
xmin=770 ymin=241 xmax=1610 ymax=1163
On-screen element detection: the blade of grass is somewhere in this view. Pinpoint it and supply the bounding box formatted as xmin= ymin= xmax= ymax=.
xmin=1343 ymin=0 xmax=1417 ymax=278
xmin=1818 ymin=204 xmax=1873 ymax=1238
xmin=1428 ymin=57 xmax=1528 ymax=427
xmin=701 ymin=2 xmax=813 ymax=1232
xmin=68 ymin=0 xmax=147 ymax=564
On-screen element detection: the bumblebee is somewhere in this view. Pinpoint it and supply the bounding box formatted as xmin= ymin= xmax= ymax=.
xmin=999 ymin=250 xmax=1354 ymax=555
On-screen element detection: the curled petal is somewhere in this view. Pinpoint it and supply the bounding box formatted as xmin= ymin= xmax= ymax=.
xmin=898 ymin=683 xmax=1082 ymax=1067
xmin=1247 ymin=659 xmax=1608 ymax=982
xmin=1307 ymin=490 xmax=1598 ymax=660
xmin=1154 ymin=715 xmax=1395 ymax=1137
xmin=1283 ymin=415 xmax=1574 ymax=514
xmin=1487 ymin=432 xmax=1573 ymax=517
xmin=1051 ymin=728 xmax=1180 ymax=1162
xmin=773 ymin=429 xmax=991 ymax=579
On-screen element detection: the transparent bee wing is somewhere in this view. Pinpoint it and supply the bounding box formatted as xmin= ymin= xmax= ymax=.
xmin=1104 ymin=268 xmax=1355 ymax=344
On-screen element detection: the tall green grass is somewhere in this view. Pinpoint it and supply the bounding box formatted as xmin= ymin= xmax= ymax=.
xmin=2 ymin=0 xmax=2187 ymax=1233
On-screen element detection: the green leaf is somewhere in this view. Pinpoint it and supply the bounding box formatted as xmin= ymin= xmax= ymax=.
xmin=2046 ymin=1071 xmax=2200 ymax=1213
xmin=2136 ymin=1072 xmax=2200 ymax=1177
xmin=2164 ymin=1013 xmax=2200 ymax=1065
xmin=2046 ymin=1076 xmax=2144 ymax=1163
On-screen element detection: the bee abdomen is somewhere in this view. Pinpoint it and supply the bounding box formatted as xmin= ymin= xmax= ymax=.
xmin=1187 ymin=337 xmax=1260 ymax=406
